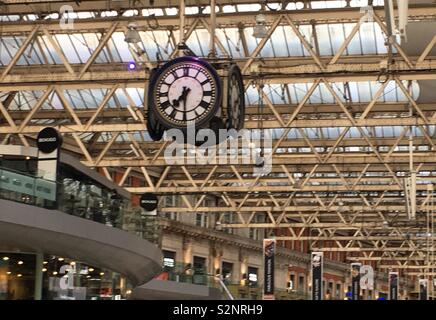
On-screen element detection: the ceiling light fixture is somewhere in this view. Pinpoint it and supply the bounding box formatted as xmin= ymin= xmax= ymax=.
xmin=253 ymin=14 xmax=268 ymax=39
xmin=124 ymin=22 xmax=141 ymax=44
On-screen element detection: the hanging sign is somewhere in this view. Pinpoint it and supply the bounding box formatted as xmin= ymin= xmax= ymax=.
xmin=311 ymin=252 xmax=323 ymax=300
xmin=351 ymin=263 xmax=362 ymax=300
xmin=140 ymin=193 xmax=158 ymax=212
xmin=37 ymin=127 xmax=63 ymax=154
xmin=263 ymin=239 xmax=276 ymax=300
xmin=419 ymin=279 xmax=428 ymax=300
xmin=389 ymin=272 xmax=399 ymax=300
xmin=360 ymin=265 xmax=374 ymax=290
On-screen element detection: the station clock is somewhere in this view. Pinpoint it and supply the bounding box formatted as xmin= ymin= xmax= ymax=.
xmin=148 ymin=56 xmax=222 ymax=130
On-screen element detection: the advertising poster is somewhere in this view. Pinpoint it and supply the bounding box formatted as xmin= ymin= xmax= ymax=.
xmin=263 ymin=239 xmax=276 ymax=300
xmin=311 ymin=252 xmax=323 ymax=300
xmin=360 ymin=265 xmax=374 ymax=290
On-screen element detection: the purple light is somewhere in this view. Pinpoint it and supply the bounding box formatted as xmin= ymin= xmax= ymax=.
xmin=128 ymin=62 xmax=137 ymax=70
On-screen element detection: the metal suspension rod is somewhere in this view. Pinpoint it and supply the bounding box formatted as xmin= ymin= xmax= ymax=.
xmin=209 ymin=0 xmax=216 ymax=57
xmin=179 ymin=0 xmax=186 ymax=45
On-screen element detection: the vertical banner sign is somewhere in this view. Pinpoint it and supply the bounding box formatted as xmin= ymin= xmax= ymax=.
xmin=360 ymin=265 xmax=374 ymax=291
xmin=37 ymin=127 xmax=63 ymax=206
xmin=263 ymin=239 xmax=276 ymax=300
xmin=419 ymin=279 xmax=428 ymax=300
xmin=351 ymin=263 xmax=362 ymax=300
xmin=389 ymin=272 xmax=399 ymax=300
xmin=311 ymin=252 xmax=323 ymax=300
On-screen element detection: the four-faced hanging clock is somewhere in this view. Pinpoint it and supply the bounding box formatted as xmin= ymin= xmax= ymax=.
xmin=148 ymin=56 xmax=222 ymax=130
xmin=146 ymin=56 xmax=245 ymax=143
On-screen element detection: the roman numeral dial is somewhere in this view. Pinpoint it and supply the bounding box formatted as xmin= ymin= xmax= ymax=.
xmin=152 ymin=57 xmax=222 ymax=129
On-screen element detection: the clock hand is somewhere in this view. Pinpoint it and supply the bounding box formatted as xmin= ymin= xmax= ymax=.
xmin=182 ymin=87 xmax=191 ymax=104
xmin=172 ymin=87 xmax=191 ymax=108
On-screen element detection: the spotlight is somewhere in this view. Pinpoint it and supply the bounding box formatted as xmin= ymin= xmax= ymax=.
xmin=128 ymin=62 xmax=137 ymax=71
xmin=253 ymin=14 xmax=268 ymax=38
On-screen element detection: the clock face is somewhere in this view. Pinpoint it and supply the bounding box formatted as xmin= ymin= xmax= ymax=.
xmin=151 ymin=57 xmax=221 ymax=129
xmin=227 ymin=64 xmax=245 ymax=131
xmin=146 ymin=68 xmax=165 ymax=141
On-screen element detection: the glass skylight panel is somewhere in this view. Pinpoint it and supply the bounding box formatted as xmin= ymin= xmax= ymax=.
xmin=112 ymin=32 xmax=135 ymax=62
xmin=79 ymin=33 xmax=105 ymax=63
xmin=315 ymin=24 xmax=332 ymax=56
xmin=143 ymin=8 xmax=165 ymax=16
xmin=101 ymin=11 xmax=118 ymax=17
xmin=185 ymin=7 xmax=200 ymax=15
xmin=341 ymin=24 xmax=361 ymax=55
xmin=77 ymin=12 xmax=95 ymax=19
xmin=121 ymin=10 xmax=139 ymax=17
xmin=298 ymin=25 xmax=315 ymax=57
xmin=350 ymin=0 xmax=369 ymax=6
xmin=259 ymin=37 xmax=275 ymax=58
xmin=286 ymin=2 xmax=304 ymax=10
xmin=66 ymin=36 xmax=88 ymax=63
xmin=265 ymin=26 xmax=284 ymax=57
xmin=0 ymin=37 xmax=20 ymax=66
xmin=221 ymin=5 xmax=236 ymax=13
xmin=237 ymin=4 xmax=262 ymax=12
xmin=183 ymin=29 xmax=207 ymax=57
xmin=0 ymin=15 xmax=20 ymax=21
xmin=359 ymin=23 xmax=377 ymax=54
xmin=165 ymin=8 xmax=178 ymax=16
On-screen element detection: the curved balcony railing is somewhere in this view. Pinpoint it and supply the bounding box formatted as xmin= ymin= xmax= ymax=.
xmin=0 ymin=166 xmax=128 ymax=230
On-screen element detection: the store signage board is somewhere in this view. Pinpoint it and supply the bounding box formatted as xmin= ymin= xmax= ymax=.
xmin=140 ymin=193 xmax=158 ymax=212
xmin=37 ymin=127 xmax=63 ymax=154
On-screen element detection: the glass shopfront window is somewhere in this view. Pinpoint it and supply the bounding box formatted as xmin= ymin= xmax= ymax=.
xmin=0 ymin=253 xmax=36 ymax=300
xmin=221 ymin=261 xmax=233 ymax=284
xmin=0 ymin=161 xmax=129 ymax=230
xmin=58 ymin=164 xmax=127 ymax=229
xmin=0 ymin=252 xmax=130 ymax=300
xmin=247 ymin=266 xmax=258 ymax=287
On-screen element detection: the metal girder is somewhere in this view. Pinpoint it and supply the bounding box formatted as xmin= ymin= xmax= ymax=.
xmin=2 ymin=60 xmax=436 ymax=88
xmin=1 ymin=2 xmax=435 ymax=24
xmin=1 ymin=2 xmax=436 ymax=272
